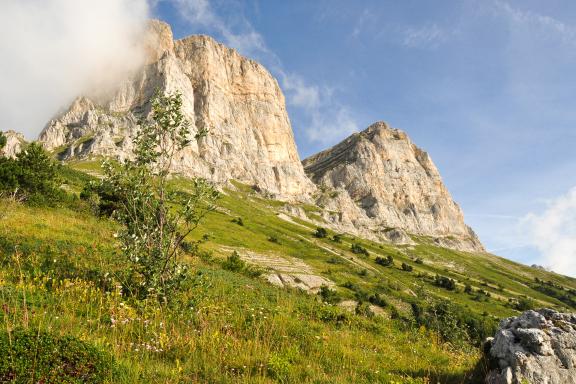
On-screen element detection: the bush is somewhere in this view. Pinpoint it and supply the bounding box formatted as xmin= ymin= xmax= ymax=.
xmin=318 ymin=285 xmax=340 ymax=304
xmin=313 ymin=227 xmax=328 ymax=238
xmin=221 ymin=251 xmax=262 ymax=278
xmin=511 ymin=296 xmax=535 ymax=311
xmin=268 ymin=236 xmax=280 ymax=244
xmin=401 ymin=263 xmax=413 ymax=272
xmin=375 ymin=255 xmax=394 ymax=267
xmin=351 ymin=243 xmax=369 ymax=256
xmin=222 ymin=251 xmax=245 ymax=272
xmin=0 ymin=328 xmax=117 ymax=383
xmin=0 ymin=143 xmax=62 ymax=204
xmin=411 ymin=300 xmax=498 ymax=347
xmin=368 ymin=293 xmax=388 ymax=308
xmin=434 ymin=275 xmax=456 ymax=291
xmin=355 ymin=301 xmax=374 ymax=317
xmin=231 ymin=217 xmax=244 ymax=226
xmin=331 ymin=234 xmax=342 ymax=243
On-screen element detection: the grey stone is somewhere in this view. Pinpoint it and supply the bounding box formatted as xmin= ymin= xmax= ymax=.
xmin=486 ymin=309 xmax=576 ymax=384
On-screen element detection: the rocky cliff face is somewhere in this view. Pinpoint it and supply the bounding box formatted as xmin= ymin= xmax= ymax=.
xmin=39 ymin=20 xmax=314 ymax=199
xmin=485 ymin=309 xmax=576 ymax=384
xmin=302 ymin=122 xmax=483 ymax=252
xmin=37 ymin=20 xmax=483 ymax=251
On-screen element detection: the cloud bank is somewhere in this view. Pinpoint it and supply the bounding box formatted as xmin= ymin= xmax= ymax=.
xmin=522 ymin=187 xmax=576 ymax=277
xmin=0 ymin=0 xmax=150 ymax=139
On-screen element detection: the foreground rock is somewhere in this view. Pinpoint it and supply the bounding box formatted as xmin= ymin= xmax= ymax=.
xmin=485 ymin=309 xmax=576 ymax=384
xmin=39 ymin=20 xmax=314 ymax=200
xmin=303 ymin=122 xmax=483 ymax=252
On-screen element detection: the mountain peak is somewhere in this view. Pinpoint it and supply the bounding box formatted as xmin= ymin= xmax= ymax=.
xmin=303 ymin=123 xmax=483 ymax=252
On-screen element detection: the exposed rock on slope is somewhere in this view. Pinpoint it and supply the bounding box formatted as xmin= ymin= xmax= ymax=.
xmin=39 ymin=20 xmax=314 ymax=199
xmin=485 ymin=309 xmax=576 ymax=384
xmin=1 ymin=131 xmax=25 ymax=158
xmin=302 ymin=122 xmax=483 ymax=252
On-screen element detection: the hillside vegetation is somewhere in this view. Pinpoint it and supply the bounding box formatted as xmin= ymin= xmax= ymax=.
xmin=1 ymin=158 xmax=576 ymax=383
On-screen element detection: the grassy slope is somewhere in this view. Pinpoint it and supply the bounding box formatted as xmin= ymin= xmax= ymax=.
xmin=1 ymin=164 xmax=576 ymax=383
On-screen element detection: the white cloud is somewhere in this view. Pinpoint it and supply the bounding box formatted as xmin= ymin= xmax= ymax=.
xmin=493 ymin=0 xmax=576 ymax=45
xmin=402 ymin=23 xmax=452 ymax=49
xmin=521 ymin=187 xmax=576 ymax=277
xmin=169 ymin=0 xmax=269 ymax=57
xmin=0 ymin=0 xmax=150 ymax=139
xmin=168 ymin=0 xmax=360 ymax=146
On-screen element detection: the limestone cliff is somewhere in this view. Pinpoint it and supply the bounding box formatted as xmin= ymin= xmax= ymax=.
xmin=302 ymin=122 xmax=483 ymax=252
xmin=39 ymin=20 xmax=314 ymax=199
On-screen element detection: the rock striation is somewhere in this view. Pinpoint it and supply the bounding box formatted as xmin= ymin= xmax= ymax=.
xmin=485 ymin=309 xmax=576 ymax=384
xmin=38 ymin=20 xmax=314 ymax=199
xmin=302 ymin=122 xmax=483 ymax=252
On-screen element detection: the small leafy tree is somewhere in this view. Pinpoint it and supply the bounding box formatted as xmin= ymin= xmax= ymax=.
xmin=101 ymin=92 xmax=219 ymax=302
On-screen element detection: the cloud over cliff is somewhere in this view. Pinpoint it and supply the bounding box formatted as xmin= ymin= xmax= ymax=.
xmin=0 ymin=0 xmax=150 ymax=139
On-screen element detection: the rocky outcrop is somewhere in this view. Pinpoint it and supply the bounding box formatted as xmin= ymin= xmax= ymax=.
xmin=303 ymin=122 xmax=483 ymax=252
xmin=485 ymin=309 xmax=576 ymax=384
xmin=39 ymin=20 xmax=314 ymax=199
xmin=0 ymin=131 xmax=25 ymax=158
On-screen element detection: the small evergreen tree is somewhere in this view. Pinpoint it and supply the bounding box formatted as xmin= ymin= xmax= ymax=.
xmin=101 ymin=91 xmax=219 ymax=302
xmin=0 ymin=142 xmax=61 ymax=204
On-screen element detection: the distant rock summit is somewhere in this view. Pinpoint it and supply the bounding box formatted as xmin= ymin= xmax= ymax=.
xmin=39 ymin=20 xmax=314 ymax=199
xmin=35 ymin=20 xmax=482 ymax=252
xmin=303 ymin=122 xmax=483 ymax=252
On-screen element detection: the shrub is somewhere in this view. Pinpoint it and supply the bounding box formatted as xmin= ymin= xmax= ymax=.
xmin=512 ymin=296 xmax=535 ymax=311
xmin=331 ymin=234 xmax=342 ymax=243
xmin=222 ymin=251 xmax=262 ymax=278
xmin=0 ymin=328 xmax=117 ymax=383
xmin=464 ymin=284 xmax=473 ymax=294
xmin=411 ymin=300 xmax=498 ymax=347
xmin=434 ymin=275 xmax=456 ymax=291
xmin=401 ymin=262 xmax=413 ymax=272
xmin=375 ymin=255 xmax=394 ymax=267
xmin=415 ymin=257 xmax=424 ymax=264
xmin=355 ymin=301 xmax=374 ymax=317
xmin=231 ymin=217 xmax=244 ymax=226
xmin=351 ymin=243 xmax=369 ymax=256
xmin=0 ymin=143 xmax=62 ymax=204
xmin=268 ymin=236 xmax=280 ymax=244
xmin=313 ymin=227 xmax=328 ymax=238
xmin=318 ymin=285 xmax=340 ymax=304
xmin=326 ymin=257 xmax=344 ymax=265
xmin=368 ymin=293 xmax=388 ymax=308
xmin=222 ymin=251 xmax=245 ymax=272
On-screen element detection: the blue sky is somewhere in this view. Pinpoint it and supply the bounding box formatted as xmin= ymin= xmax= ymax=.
xmin=156 ymin=1 xmax=576 ymax=275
